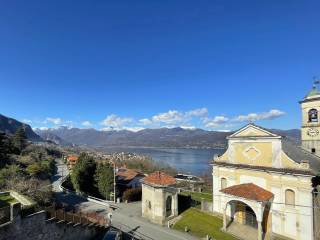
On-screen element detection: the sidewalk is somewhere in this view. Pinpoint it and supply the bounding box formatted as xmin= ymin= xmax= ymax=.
xmin=51 ymin=160 xmax=198 ymax=240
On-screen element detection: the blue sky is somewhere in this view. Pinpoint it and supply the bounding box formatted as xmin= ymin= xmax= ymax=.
xmin=0 ymin=1 xmax=319 ymax=131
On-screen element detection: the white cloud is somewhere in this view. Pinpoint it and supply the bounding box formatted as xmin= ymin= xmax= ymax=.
xmin=203 ymin=116 xmax=229 ymax=128
xmin=180 ymin=125 xmax=196 ymax=130
xmin=233 ymin=109 xmax=285 ymax=122
xmin=100 ymin=114 xmax=132 ymax=127
xmin=216 ymin=129 xmax=232 ymax=132
xmin=186 ymin=108 xmax=208 ymax=117
xmin=138 ymin=107 xmax=208 ymax=127
xmin=123 ymin=127 xmax=145 ymax=132
xmin=34 ymin=127 xmax=49 ymax=131
xmin=139 ymin=118 xmax=153 ymax=126
xmin=100 ymin=126 xmax=144 ymax=132
xmin=46 ymin=117 xmax=62 ymax=125
xmin=81 ymin=121 xmax=92 ymax=127
xmin=22 ymin=119 xmax=32 ymax=124
xmin=152 ymin=110 xmax=184 ymax=124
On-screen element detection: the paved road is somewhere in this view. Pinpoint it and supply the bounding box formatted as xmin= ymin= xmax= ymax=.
xmin=52 ymin=158 xmax=69 ymax=192
xmin=51 ymin=159 xmax=198 ymax=240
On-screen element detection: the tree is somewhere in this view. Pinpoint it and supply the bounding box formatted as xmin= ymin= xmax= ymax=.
xmin=26 ymin=162 xmax=43 ymax=177
xmin=71 ymin=153 xmax=97 ymax=194
xmin=12 ymin=127 xmax=27 ymax=154
xmin=0 ymin=133 xmax=9 ymax=167
xmin=0 ymin=164 xmax=22 ymax=189
xmin=95 ymin=162 xmax=114 ymax=199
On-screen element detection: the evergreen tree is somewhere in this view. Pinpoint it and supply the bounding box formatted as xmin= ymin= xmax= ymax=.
xmin=0 ymin=132 xmax=7 ymax=158
xmin=0 ymin=132 xmax=12 ymax=167
xmin=71 ymin=152 xmax=97 ymax=194
xmin=12 ymin=127 xmax=27 ymax=153
xmin=95 ymin=162 xmax=114 ymax=199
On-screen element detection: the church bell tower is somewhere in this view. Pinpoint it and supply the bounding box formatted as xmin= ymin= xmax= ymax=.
xmin=300 ymin=81 xmax=320 ymax=156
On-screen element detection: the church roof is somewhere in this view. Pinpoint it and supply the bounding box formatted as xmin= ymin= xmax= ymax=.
xmin=143 ymin=171 xmax=176 ymax=186
xmin=220 ymin=183 xmax=274 ymax=202
xmin=306 ymin=86 xmax=320 ymax=98
xmin=228 ymin=123 xmax=280 ymax=139
xmin=282 ymin=139 xmax=320 ymax=173
xmin=300 ymin=85 xmax=320 ymax=103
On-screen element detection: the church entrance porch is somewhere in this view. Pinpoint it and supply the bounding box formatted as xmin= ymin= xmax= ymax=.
xmin=230 ymin=201 xmax=258 ymax=228
xmin=220 ymin=183 xmax=274 ymax=240
xmin=227 ymin=221 xmax=258 ymax=240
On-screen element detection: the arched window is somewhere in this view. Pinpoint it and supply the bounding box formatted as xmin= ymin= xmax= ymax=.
xmin=221 ymin=178 xmax=227 ymax=189
xmin=285 ymin=189 xmax=295 ymax=206
xmin=308 ymin=109 xmax=318 ymax=122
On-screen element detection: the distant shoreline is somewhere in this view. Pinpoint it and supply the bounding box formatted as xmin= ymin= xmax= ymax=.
xmin=95 ymin=145 xmax=226 ymax=150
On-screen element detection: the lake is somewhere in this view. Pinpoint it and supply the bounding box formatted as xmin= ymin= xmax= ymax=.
xmin=101 ymin=147 xmax=226 ymax=176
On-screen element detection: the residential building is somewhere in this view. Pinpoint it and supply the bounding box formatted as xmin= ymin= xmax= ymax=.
xmin=66 ymin=155 xmax=78 ymax=170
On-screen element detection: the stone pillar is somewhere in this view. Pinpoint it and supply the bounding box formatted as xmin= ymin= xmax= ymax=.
xmin=258 ymin=221 xmax=262 ymax=240
xmin=223 ymin=207 xmax=227 ymax=231
xmin=256 ymin=202 xmax=264 ymax=240
xmin=173 ymin=193 xmax=178 ymax=216
xmin=201 ymin=198 xmax=205 ymax=212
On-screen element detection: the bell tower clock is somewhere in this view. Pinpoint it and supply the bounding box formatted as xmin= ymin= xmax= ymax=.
xmin=300 ymin=80 xmax=320 ymax=155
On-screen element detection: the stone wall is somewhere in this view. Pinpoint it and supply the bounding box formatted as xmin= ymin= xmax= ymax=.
xmin=314 ymin=190 xmax=320 ymax=240
xmin=0 ymin=211 xmax=105 ymax=240
xmin=201 ymin=199 xmax=213 ymax=213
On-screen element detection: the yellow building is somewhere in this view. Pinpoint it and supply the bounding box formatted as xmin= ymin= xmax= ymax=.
xmin=212 ymin=122 xmax=320 ymax=240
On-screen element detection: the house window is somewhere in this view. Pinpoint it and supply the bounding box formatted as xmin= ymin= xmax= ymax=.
xmin=221 ymin=178 xmax=227 ymax=190
xmin=312 ymin=148 xmax=316 ymax=154
xmin=308 ymin=109 xmax=318 ymax=122
xmin=285 ymin=189 xmax=295 ymax=206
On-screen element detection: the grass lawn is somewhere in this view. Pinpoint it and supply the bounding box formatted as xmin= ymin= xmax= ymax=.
xmin=180 ymin=191 xmax=213 ymax=202
xmin=173 ymin=208 xmax=237 ymax=240
xmin=0 ymin=194 xmax=17 ymax=208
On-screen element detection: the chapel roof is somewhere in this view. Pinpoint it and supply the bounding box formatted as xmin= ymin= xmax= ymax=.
xmin=67 ymin=155 xmax=78 ymax=161
xmin=220 ymin=183 xmax=274 ymax=202
xmin=143 ymin=171 xmax=176 ymax=186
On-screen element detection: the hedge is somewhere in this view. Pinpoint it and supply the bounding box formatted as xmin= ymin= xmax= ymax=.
xmin=122 ymin=188 xmax=142 ymax=202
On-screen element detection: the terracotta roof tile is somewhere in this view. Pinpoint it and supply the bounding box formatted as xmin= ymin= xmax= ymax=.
xmin=117 ymin=168 xmax=143 ymax=181
xmin=143 ymin=171 xmax=176 ymax=186
xmin=67 ymin=156 xmax=78 ymax=161
xmin=220 ymin=183 xmax=273 ymax=201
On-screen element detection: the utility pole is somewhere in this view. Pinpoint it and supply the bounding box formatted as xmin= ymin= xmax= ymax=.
xmin=113 ymin=161 xmax=116 ymax=203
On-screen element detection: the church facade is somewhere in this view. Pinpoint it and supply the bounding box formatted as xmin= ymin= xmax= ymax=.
xmin=212 ymin=85 xmax=320 ymax=240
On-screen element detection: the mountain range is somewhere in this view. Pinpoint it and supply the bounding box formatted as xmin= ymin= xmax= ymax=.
xmin=0 ymin=113 xmax=301 ymax=148
xmin=0 ymin=114 xmax=41 ymax=141
xmin=35 ymin=125 xmax=301 ymax=149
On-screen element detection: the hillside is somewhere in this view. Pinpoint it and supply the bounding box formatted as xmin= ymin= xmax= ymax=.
xmin=0 ymin=114 xmax=41 ymax=141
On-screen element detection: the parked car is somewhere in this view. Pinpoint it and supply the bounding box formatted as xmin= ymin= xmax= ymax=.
xmin=103 ymin=229 xmax=122 ymax=240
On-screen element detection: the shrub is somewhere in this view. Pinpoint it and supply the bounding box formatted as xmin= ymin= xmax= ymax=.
xmin=122 ymin=188 xmax=142 ymax=202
